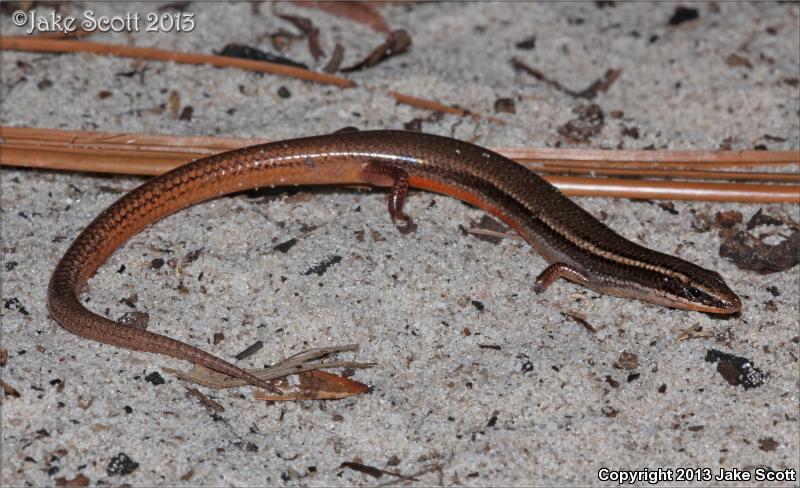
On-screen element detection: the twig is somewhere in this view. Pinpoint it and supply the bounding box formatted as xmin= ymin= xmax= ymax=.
xmin=1 ymin=36 xmax=503 ymax=124
xmin=0 ymin=36 xmax=354 ymax=88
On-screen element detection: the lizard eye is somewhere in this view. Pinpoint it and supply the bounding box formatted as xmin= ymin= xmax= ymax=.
xmin=685 ymin=285 xmax=705 ymax=301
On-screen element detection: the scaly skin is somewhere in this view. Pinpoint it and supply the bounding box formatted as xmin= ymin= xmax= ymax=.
xmin=48 ymin=131 xmax=741 ymax=391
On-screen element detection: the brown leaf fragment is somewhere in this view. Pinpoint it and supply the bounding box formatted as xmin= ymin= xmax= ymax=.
xmin=558 ymin=104 xmax=605 ymax=144
xmin=277 ymin=13 xmax=325 ymax=61
xmin=613 ymin=351 xmax=639 ymax=370
xmin=295 ymin=1 xmax=390 ymax=33
xmin=714 ymin=210 xmax=742 ymax=228
xmin=117 ymin=311 xmax=149 ymax=330
xmin=180 ymin=469 xmax=194 ymax=481
xmin=55 ymin=473 xmax=91 ymax=487
xmin=0 ymin=348 xmax=7 ymax=367
xmin=726 ymin=53 xmax=752 ymax=69
xmin=720 ymin=229 xmax=799 ymax=273
xmin=746 ymin=208 xmax=785 ymax=230
xmin=758 ymin=437 xmax=779 ymax=451
xmin=255 ymin=370 xmax=369 ymax=401
xmin=1 ymin=379 xmax=21 ymax=397
xmin=341 ymin=29 xmax=412 ymax=72
xmin=323 ymin=43 xmax=345 ymax=73
xmin=308 ymin=28 xmax=324 ymax=61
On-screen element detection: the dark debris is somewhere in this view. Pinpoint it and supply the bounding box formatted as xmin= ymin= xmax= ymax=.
xmin=705 ymin=349 xmax=767 ymax=390
xmin=303 ymin=255 xmax=342 ymax=276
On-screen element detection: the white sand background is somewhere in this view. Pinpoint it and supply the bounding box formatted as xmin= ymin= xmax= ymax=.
xmin=1 ymin=2 xmax=798 ymax=486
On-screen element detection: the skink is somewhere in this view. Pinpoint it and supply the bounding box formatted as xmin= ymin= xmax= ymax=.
xmin=48 ymin=130 xmax=742 ymax=392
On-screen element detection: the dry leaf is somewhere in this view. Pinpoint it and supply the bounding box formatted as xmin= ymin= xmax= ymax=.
xmin=255 ymin=370 xmax=368 ymax=401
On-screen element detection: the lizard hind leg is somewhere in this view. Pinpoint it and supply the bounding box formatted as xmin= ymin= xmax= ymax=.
xmin=361 ymin=162 xmax=417 ymax=234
